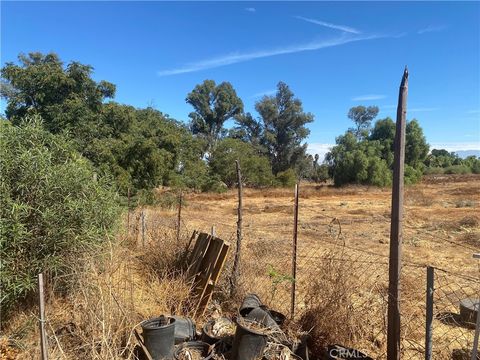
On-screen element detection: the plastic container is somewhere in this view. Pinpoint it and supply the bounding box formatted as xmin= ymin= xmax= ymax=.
xmin=141 ymin=316 xmax=176 ymax=360
xmin=171 ymin=316 xmax=196 ymax=344
xmin=239 ymin=294 xmax=262 ymax=317
xmin=231 ymin=318 xmax=268 ymax=360
xmin=246 ymin=307 xmax=279 ymax=329
xmin=174 ymin=341 xmax=212 ymax=360
xmin=259 ymin=305 xmax=286 ymax=326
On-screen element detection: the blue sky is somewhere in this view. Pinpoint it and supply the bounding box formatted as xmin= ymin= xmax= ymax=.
xmin=2 ymin=1 xmax=479 ymax=157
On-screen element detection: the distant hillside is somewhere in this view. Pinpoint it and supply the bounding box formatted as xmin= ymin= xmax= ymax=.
xmin=454 ymin=150 xmax=480 ymax=158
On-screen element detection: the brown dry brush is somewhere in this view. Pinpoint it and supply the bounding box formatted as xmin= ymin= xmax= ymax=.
xmin=299 ymin=249 xmax=388 ymax=359
xmin=3 ymin=222 xmax=193 ymax=359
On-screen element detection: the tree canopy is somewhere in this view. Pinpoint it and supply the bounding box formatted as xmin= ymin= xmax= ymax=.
xmin=347 ymin=105 xmax=379 ymax=139
xmin=3 ymin=51 xmax=477 ymax=193
xmin=186 ymin=79 xmax=243 ymax=155
xmin=255 ymin=82 xmax=314 ymax=175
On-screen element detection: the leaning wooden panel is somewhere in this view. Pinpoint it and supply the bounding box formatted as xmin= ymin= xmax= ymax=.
xmin=187 ymin=233 xmax=210 ymax=279
xmin=193 ymin=239 xmax=230 ymax=317
xmin=192 ymin=237 xmax=224 ymax=297
xmin=195 ymin=241 xmax=230 ymax=317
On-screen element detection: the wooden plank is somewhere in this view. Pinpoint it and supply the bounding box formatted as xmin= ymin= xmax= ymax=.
xmin=194 ymin=241 xmax=230 ymax=317
xmin=188 ymin=233 xmax=211 ymax=279
xmin=196 ymin=242 xmax=230 ymax=317
xmin=134 ymin=329 xmax=153 ymax=360
xmin=192 ymin=237 xmax=224 ymax=296
xmin=185 ymin=230 xmax=198 ymax=253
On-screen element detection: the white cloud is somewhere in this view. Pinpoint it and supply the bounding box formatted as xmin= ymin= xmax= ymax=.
xmin=295 ymin=16 xmax=361 ymax=34
xmin=352 ymin=94 xmax=386 ymax=101
xmin=418 ymin=25 xmax=447 ymax=35
xmin=307 ymin=143 xmax=334 ymax=161
xmin=157 ymin=33 xmax=383 ymax=76
xmin=245 ymin=7 xmax=256 ymax=13
xmin=251 ymin=89 xmax=276 ymax=98
xmin=430 ymin=142 xmax=480 ymax=152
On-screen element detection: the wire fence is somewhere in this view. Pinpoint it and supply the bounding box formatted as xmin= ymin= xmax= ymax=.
xmin=127 ymin=199 xmax=480 ymax=360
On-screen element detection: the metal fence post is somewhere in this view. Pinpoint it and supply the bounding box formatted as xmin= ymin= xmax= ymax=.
xmin=38 ymin=273 xmax=48 ymax=360
xmin=176 ymin=191 xmax=183 ymax=243
xmin=425 ymin=266 xmax=434 ymax=360
xmin=291 ymin=183 xmax=299 ymax=319
xmin=230 ymin=160 xmax=243 ymax=296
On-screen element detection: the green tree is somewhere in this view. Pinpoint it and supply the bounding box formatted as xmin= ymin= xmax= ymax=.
xmin=1 ymin=52 xmax=115 ymax=135
xmin=186 ymin=80 xmax=243 ymax=154
xmin=405 ymin=119 xmax=429 ymax=169
xmin=255 ymin=82 xmax=314 ymax=175
xmin=0 ymin=117 xmax=120 ymax=315
xmin=369 ymin=117 xmax=396 ymax=166
xmin=347 ymin=105 xmax=379 ymax=139
xmin=230 ymin=112 xmax=265 ymax=152
xmin=209 ymin=138 xmax=274 ymax=187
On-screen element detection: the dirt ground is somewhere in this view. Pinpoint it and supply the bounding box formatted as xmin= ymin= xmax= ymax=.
xmin=177 ymin=174 xmax=479 ymax=277
xmin=149 ymin=174 xmax=479 ymax=359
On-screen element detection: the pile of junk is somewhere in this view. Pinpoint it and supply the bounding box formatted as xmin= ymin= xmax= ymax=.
xmin=136 ymin=294 xmax=373 ymax=360
xmin=137 ymin=294 xmax=309 ymax=360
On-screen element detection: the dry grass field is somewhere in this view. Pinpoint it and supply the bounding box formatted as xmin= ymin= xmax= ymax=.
xmin=3 ymin=174 xmax=479 ymax=359
xmin=147 ymin=173 xmax=480 ymax=358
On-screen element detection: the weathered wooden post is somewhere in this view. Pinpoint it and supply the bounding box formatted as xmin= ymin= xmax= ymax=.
xmin=176 ymin=191 xmax=183 ymax=243
xmin=291 ymin=183 xmax=299 ymax=319
xmin=230 ymin=160 xmax=243 ymax=296
xmin=38 ymin=273 xmax=48 ymax=360
xmin=211 ymin=225 xmax=216 ymax=237
xmin=425 ymin=266 xmax=434 ymax=360
xmin=387 ymin=67 xmax=408 ymax=360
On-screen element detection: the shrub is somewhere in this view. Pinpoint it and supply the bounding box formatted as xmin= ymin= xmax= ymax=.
xmin=444 ymin=165 xmax=471 ymax=175
xmin=209 ymin=138 xmax=274 ymax=188
xmin=424 ymin=167 xmax=444 ymax=175
xmin=0 ymin=118 xmax=121 ymax=316
xmin=275 ymin=168 xmax=297 ymax=187
xmin=404 ymin=164 xmax=423 ymax=185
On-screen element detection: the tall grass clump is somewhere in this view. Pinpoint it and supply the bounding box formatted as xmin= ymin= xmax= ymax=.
xmin=0 ymin=117 xmax=121 ymax=317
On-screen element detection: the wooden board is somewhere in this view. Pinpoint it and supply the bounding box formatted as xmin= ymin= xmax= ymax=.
xmin=186 ymin=232 xmax=230 ymax=317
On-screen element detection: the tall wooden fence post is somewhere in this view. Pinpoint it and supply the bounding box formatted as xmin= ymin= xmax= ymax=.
xmin=38 ymin=273 xmax=48 ymax=360
xmin=387 ymin=67 xmax=408 ymax=360
xmin=291 ymin=183 xmax=299 ymax=319
xmin=176 ymin=191 xmax=183 ymax=243
xmin=425 ymin=266 xmax=434 ymax=360
xmin=230 ymin=160 xmax=243 ymax=296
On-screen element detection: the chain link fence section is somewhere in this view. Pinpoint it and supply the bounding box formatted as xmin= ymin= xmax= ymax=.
xmin=134 ymin=205 xmax=480 ymax=360
xmin=431 ymin=269 xmax=480 ymax=359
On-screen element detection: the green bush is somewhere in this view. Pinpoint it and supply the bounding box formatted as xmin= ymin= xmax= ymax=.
xmin=0 ymin=118 xmax=121 ymax=316
xmin=444 ymin=165 xmax=472 ymax=175
xmin=209 ymin=138 xmax=274 ymax=188
xmin=275 ymin=168 xmax=297 ymax=187
xmin=423 ymin=167 xmax=445 ymax=175
xmin=404 ymin=164 xmax=423 ymax=185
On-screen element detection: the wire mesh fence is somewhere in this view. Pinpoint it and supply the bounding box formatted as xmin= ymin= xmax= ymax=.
xmin=129 ymin=199 xmax=479 ymax=360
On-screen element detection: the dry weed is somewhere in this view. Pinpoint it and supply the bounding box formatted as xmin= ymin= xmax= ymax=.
xmin=4 ymin=230 xmax=192 ymax=359
xmin=299 ymin=249 xmax=388 ymax=359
